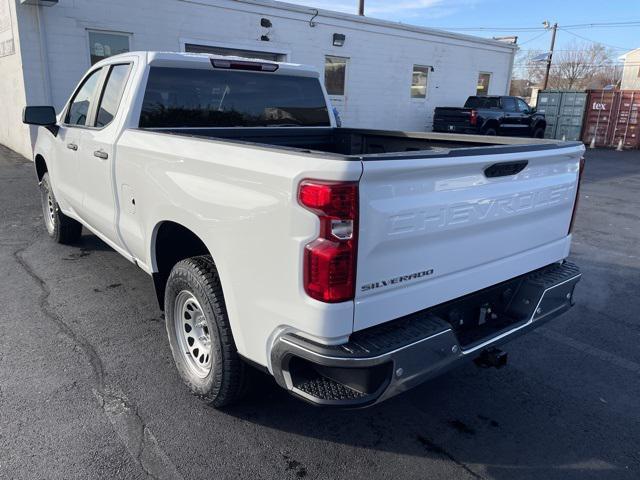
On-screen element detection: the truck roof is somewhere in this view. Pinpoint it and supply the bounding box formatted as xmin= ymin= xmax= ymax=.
xmin=93 ymin=51 xmax=320 ymax=78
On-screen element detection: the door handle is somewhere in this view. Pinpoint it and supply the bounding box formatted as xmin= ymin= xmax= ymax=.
xmin=67 ymin=143 xmax=78 ymax=151
xmin=94 ymin=150 xmax=109 ymax=160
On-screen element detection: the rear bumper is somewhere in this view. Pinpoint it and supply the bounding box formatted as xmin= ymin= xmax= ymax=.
xmin=432 ymin=123 xmax=479 ymax=134
xmin=270 ymin=261 xmax=581 ymax=407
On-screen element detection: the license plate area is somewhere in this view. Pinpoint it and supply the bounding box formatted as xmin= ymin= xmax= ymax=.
xmin=431 ymin=277 xmax=525 ymax=347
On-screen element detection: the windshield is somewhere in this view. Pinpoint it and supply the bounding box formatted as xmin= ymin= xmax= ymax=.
xmin=139 ymin=67 xmax=330 ymax=128
xmin=464 ymin=96 xmax=500 ymax=109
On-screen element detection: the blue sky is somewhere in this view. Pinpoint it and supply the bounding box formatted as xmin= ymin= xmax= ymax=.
xmin=284 ymin=0 xmax=639 ymax=56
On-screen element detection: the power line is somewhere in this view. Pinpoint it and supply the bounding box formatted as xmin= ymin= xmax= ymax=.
xmin=431 ymin=20 xmax=640 ymax=32
xmin=518 ymin=31 xmax=549 ymax=45
xmin=562 ymin=20 xmax=640 ymax=29
xmin=559 ymin=28 xmax=633 ymax=50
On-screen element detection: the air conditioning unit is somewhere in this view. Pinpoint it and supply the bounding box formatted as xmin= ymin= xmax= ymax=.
xmin=20 ymin=0 xmax=59 ymax=6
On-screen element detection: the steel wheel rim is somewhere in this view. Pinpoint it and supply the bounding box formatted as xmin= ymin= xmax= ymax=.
xmin=174 ymin=290 xmax=213 ymax=378
xmin=43 ymin=189 xmax=55 ymax=234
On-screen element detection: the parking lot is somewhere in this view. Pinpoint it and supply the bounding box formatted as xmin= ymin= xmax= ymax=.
xmin=0 ymin=146 xmax=639 ymax=480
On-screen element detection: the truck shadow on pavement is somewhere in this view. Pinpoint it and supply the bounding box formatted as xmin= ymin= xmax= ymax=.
xmin=222 ymin=354 xmax=635 ymax=480
xmin=219 ymin=251 xmax=640 ymax=480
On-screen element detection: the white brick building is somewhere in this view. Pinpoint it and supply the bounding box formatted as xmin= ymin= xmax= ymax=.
xmin=0 ymin=0 xmax=516 ymax=158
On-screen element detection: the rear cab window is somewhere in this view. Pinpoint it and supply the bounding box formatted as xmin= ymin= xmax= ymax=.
xmin=139 ymin=67 xmax=330 ymax=128
xmin=464 ymin=96 xmax=500 ymax=109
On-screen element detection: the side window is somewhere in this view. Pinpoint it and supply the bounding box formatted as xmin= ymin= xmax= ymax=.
xmin=501 ymin=97 xmax=517 ymax=112
xmin=65 ymin=68 xmax=102 ymax=126
xmin=516 ymin=99 xmax=530 ymax=113
xmin=95 ymin=64 xmax=131 ymax=127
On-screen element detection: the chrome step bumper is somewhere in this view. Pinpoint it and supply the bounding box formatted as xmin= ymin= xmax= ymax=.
xmin=271 ymin=261 xmax=581 ymax=407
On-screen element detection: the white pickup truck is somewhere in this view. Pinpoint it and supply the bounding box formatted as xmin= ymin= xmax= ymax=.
xmin=23 ymin=52 xmax=583 ymax=408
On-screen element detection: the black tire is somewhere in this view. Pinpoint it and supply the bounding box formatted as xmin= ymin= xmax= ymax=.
xmin=533 ymin=127 xmax=545 ymax=139
xmin=165 ymin=255 xmax=247 ymax=407
xmin=40 ymin=172 xmax=82 ymax=244
xmin=484 ymin=127 xmax=498 ymax=136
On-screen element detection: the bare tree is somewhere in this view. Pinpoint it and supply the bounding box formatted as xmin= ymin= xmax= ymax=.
xmin=513 ymin=41 xmax=621 ymax=90
xmin=513 ymin=49 xmax=546 ymax=85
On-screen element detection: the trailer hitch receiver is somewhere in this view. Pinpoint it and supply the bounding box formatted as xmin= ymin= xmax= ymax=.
xmin=474 ymin=347 xmax=508 ymax=369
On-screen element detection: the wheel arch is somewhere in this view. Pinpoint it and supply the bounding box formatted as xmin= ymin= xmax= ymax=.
xmin=150 ymin=220 xmax=212 ymax=310
xmin=534 ymin=119 xmax=547 ymax=130
xmin=482 ymin=119 xmax=499 ymax=133
xmin=35 ymin=154 xmax=47 ymax=182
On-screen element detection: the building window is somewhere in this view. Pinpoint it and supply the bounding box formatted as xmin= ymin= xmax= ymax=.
xmin=476 ymin=72 xmax=491 ymax=96
xmin=88 ymin=31 xmax=130 ymax=65
xmin=411 ymin=65 xmax=430 ymax=99
xmin=325 ymin=56 xmax=347 ymax=96
xmin=184 ymin=44 xmax=285 ymax=62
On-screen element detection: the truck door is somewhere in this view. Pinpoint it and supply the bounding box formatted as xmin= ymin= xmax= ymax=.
xmin=516 ymin=98 xmax=534 ymax=135
xmin=75 ymin=63 xmax=132 ymax=248
xmin=55 ymin=67 xmax=104 ymax=214
xmin=499 ymin=97 xmax=520 ymax=135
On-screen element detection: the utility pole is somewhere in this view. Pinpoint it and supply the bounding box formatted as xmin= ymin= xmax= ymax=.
xmin=542 ymin=21 xmax=558 ymax=90
xmin=358 ymin=0 xmax=365 ymax=15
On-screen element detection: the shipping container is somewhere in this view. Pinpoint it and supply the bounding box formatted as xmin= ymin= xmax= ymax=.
xmin=581 ymin=89 xmax=640 ymax=149
xmin=536 ymin=90 xmax=587 ymax=141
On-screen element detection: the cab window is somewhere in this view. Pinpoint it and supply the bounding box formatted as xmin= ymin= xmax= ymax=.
xmin=65 ymin=68 xmax=102 ymax=126
xmin=95 ymin=64 xmax=131 ymax=127
xmin=501 ymin=97 xmax=517 ymax=112
xmin=516 ymin=98 xmax=530 ymax=113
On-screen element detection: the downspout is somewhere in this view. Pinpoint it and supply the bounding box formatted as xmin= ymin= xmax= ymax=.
xmin=505 ymin=46 xmax=516 ymax=95
xmin=35 ymin=4 xmax=53 ymax=105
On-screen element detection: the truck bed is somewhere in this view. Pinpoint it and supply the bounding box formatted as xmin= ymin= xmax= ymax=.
xmin=141 ymin=127 xmax=576 ymax=159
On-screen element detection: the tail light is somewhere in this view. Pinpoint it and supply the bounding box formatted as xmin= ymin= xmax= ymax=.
xmin=298 ymin=180 xmax=358 ymax=303
xmin=469 ymin=109 xmax=478 ymax=126
xmin=568 ymin=156 xmax=586 ymax=234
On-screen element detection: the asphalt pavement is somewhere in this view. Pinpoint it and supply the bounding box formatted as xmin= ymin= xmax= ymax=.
xmin=0 ymin=145 xmax=639 ymax=479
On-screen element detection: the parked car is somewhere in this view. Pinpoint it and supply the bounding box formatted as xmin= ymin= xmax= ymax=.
xmin=23 ymin=52 xmax=583 ymax=408
xmin=433 ymin=95 xmax=547 ymax=138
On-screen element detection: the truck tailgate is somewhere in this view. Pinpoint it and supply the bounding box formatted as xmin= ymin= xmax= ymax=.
xmin=354 ymin=144 xmax=584 ymax=331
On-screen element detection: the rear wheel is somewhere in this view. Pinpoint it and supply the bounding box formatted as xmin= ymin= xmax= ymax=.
xmin=39 ymin=172 xmax=82 ymax=244
xmin=165 ymin=255 xmax=247 ymax=407
xmin=484 ymin=127 xmax=498 ymax=136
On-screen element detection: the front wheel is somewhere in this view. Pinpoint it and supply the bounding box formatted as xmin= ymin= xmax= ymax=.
xmin=39 ymin=172 xmax=82 ymax=244
xmin=165 ymin=255 xmax=247 ymax=407
xmin=533 ymin=127 xmax=545 ymax=139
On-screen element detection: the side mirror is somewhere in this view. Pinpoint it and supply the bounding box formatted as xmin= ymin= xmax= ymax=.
xmin=23 ymin=106 xmax=57 ymax=126
xmin=529 ymin=107 xmax=537 ymax=114
xmin=23 ymin=106 xmax=58 ymax=136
